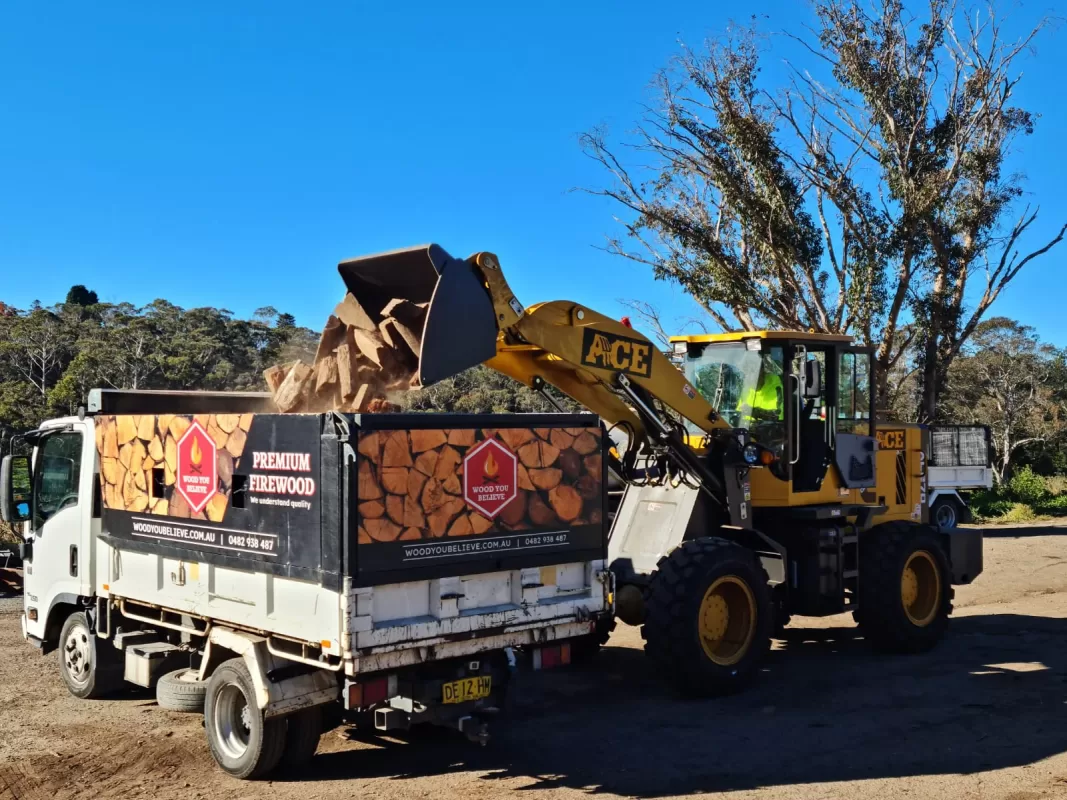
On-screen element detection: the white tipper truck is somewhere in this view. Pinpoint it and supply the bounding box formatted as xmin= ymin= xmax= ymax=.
xmin=0 ymin=389 xmax=613 ymax=779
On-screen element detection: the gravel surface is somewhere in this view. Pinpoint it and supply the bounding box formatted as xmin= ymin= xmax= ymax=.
xmin=3 ymin=525 xmax=1067 ymax=800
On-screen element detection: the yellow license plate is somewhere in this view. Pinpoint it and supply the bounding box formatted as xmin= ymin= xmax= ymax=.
xmin=442 ymin=675 xmax=492 ymax=704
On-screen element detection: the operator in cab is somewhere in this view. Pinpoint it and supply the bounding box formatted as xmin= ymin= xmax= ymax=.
xmin=738 ymin=366 xmax=784 ymax=427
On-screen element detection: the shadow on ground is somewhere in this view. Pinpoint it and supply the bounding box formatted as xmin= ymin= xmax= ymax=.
xmin=981 ymin=523 xmax=1067 ymax=539
xmin=275 ymin=612 xmax=1067 ymax=796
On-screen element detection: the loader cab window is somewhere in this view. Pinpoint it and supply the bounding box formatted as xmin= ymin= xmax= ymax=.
xmin=684 ymin=342 xmax=786 ymax=453
xmin=791 ymin=348 xmax=830 ymax=493
xmin=838 ymin=352 xmax=872 ymax=435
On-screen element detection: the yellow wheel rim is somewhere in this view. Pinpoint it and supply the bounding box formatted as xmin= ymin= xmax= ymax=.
xmin=901 ymin=550 xmax=941 ymax=627
xmin=697 ymin=576 xmax=757 ymax=666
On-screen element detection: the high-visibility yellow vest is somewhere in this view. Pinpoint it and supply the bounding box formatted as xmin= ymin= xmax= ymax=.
xmin=739 ymin=375 xmax=783 ymax=421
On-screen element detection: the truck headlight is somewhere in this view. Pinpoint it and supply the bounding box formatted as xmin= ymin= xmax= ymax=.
xmin=743 ymin=444 xmax=760 ymax=465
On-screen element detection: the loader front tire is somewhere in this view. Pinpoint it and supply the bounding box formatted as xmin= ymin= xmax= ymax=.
xmin=205 ymin=658 xmax=286 ymax=780
xmin=855 ymin=522 xmax=952 ymax=653
xmin=642 ymin=537 xmax=771 ymax=697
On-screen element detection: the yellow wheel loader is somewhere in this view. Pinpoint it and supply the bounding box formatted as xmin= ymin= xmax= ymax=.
xmin=339 ymin=244 xmax=983 ymax=696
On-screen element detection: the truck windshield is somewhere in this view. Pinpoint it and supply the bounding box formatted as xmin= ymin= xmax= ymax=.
xmin=683 ymin=343 xmax=786 ymax=450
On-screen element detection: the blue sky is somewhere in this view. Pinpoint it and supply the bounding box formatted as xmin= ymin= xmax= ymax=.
xmin=2 ymin=1 xmax=1066 ymax=346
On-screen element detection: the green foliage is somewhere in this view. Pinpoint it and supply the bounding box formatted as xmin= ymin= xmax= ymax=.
xmin=400 ymin=366 xmax=578 ymax=415
xmin=1006 ymin=466 xmax=1050 ymax=506
xmin=0 ymin=289 xmax=318 ymax=433
xmin=0 ymin=521 xmax=18 ymax=545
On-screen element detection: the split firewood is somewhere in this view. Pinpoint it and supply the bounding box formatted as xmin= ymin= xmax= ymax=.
xmin=404 ymin=495 xmax=426 ymax=528
xmin=136 ymin=415 xmax=155 ymax=442
xmin=117 ymin=416 xmax=138 ymax=446
xmin=441 ymin=474 xmax=462 ymax=495
xmin=358 ymin=527 xmax=372 ymax=544
xmin=217 ymin=451 xmax=234 ymax=487
xmin=359 ymin=499 xmax=385 ymax=519
xmin=559 ymin=449 xmax=582 ymax=481
xmin=315 ymin=315 xmax=347 ymax=362
xmin=548 ymin=485 xmax=582 ymax=522
xmin=528 ymin=494 xmax=558 ymax=526
xmin=399 ymin=527 xmax=421 ymax=541
xmin=358 ymin=460 xmax=383 ymax=500
xmin=498 ymin=428 xmax=536 ymax=450
xmin=382 ymin=431 xmax=413 ymax=467
xmin=334 ymin=293 xmax=379 ymax=332
xmin=336 ymin=343 xmax=357 ymax=400
xmin=409 ymin=429 xmax=447 ymax=453
xmin=518 ymin=440 xmax=560 ymax=469
xmin=549 ymin=429 xmax=575 ymax=450
xmin=274 ymin=362 xmax=314 ymax=412
xmin=358 ymin=432 xmax=381 ymax=464
xmin=314 ymin=355 xmax=339 ymax=394
xmin=386 ymin=494 xmax=405 ymax=526
xmin=351 ymin=328 xmax=390 ymax=371
xmin=433 ymin=447 xmax=461 ymax=481
xmin=572 ymin=431 xmax=599 ymax=455
xmin=499 ymin=493 xmax=527 ymax=526
xmin=470 ymin=513 xmax=493 ymax=534
xmin=365 ymin=518 xmax=402 ymax=542
xmin=379 ymin=319 xmax=419 ymax=364
xmin=381 ymin=467 xmax=409 ymax=495
xmin=225 ymin=427 xmax=247 ymax=459
xmin=414 ymin=449 xmax=438 ymax=477
xmin=583 ymin=453 xmax=603 ymax=477
xmin=448 ymin=514 xmax=474 ymax=537
xmin=575 ymin=475 xmax=600 ymax=500
xmin=206 ymin=494 xmax=227 ymax=523
xmin=380 ymin=299 xmax=427 ymax=328
xmin=447 ymin=429 xmax=476 ymax=447
xmin=517 ymin=463 xmax=535 ymax=491
xmin=530 ymin=468 xmax=562 ymax=491
xmin=428 ymin=497 xmax=466 ymax=537
xmin=407 ymin=469 xmax=428 ymax=501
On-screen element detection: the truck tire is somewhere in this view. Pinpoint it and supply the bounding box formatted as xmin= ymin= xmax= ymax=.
xmin=855 ymin=522 xmax=952 ymax=653
xmin=156 ymin=668 xmax=208 ymax=712
xmin=642 ymin=537 xmax=772 ymax=697
xmin=278 ymin=706 xmax=323 ymax=771
xmin=58 ymin=612 xmax=123 ymax=700
xmin=204 ymin=658 xmax=286 ymax=780
xmin=930 ymin=496 xmax=960 ymax=531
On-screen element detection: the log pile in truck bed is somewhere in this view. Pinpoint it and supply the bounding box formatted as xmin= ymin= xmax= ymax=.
xmin=263 ymin=293 xmax=429 ymax=413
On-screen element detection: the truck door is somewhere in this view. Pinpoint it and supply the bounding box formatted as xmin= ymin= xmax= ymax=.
xmin=23 ymin=425 xmax=94 ymax=641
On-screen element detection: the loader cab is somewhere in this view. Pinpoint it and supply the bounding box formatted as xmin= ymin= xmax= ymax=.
xmin=671 ymin=332 xmax=877 ymax=506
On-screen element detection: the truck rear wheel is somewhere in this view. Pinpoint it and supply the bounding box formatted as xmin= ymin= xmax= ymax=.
xmin=930 ymin=496 xmax=960 ymax=530
xmin=278 ymin=706 xmax=324 ymax=771
xmin=205 ymin=658 xmax=286 ymax=780
xmin=855 ymin=523 xmax=952 ymax=653
xmin=58 ymin=612 xmax=122 ymax=699
xmin=642 ymin=537 xmax=771 ymax=697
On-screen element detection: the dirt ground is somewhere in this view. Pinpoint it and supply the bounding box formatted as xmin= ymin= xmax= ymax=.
xmin=5 ymin=526 xmax=1067 ymax=800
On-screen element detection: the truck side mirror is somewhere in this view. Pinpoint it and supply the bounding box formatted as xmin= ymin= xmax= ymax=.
xmin=0 ymin=455 xmax=32 ymax=524
xmin=802 ymin=359 xmax=822 ymax=398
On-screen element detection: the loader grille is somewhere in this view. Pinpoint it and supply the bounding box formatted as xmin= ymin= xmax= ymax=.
xmin=895 ymin=450 xmax=907 ymax=506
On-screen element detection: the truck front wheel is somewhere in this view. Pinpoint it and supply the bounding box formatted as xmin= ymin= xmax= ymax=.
xmin=205 ymin=658 xmax=286 ymax=780
xmin=58 ymin=611 xmax=122 ymax=700
xmin=642 ymin=537 xmax=772 ymax=697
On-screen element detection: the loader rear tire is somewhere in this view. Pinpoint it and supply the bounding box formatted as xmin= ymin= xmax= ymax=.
xmin=156 ymin=668 xmax=207 ymax=713
xmin=855 ymin=522 xmax=952 ymax=653
xmin=642 ymin=537 xmax=771 ymax=697
xmin=205 ymin=658 xmax=286 ymax=780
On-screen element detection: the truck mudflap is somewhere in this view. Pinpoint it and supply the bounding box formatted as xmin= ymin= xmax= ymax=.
xmin=940 ymin=527 xmax=983 ymax=585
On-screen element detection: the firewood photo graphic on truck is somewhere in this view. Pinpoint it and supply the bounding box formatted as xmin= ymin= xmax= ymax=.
xmin=355 ymin=425 xmax=603 ymax=544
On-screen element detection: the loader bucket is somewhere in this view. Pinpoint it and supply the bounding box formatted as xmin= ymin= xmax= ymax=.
xmin=337 ymin=244 xmax=499 ymax=386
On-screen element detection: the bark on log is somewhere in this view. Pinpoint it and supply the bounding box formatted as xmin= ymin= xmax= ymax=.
xmin=575 ymin=475 xmax=600 ymax=500
xmin=583 ymin=453 xmax=603 ymax=478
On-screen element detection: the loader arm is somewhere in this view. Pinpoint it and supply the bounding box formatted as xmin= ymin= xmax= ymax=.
xmin=338 ymin=244 xmax=748 ymax=522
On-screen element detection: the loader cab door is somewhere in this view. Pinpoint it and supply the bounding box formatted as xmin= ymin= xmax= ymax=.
xmin=785 ymin=342 xmax=877 ymax=494
xmin=789 ymin=346 xmax=831 ymax=493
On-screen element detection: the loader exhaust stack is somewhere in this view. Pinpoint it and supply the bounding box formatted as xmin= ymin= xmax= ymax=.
xmin=337 ymin=244 xmax=500 ymax=387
